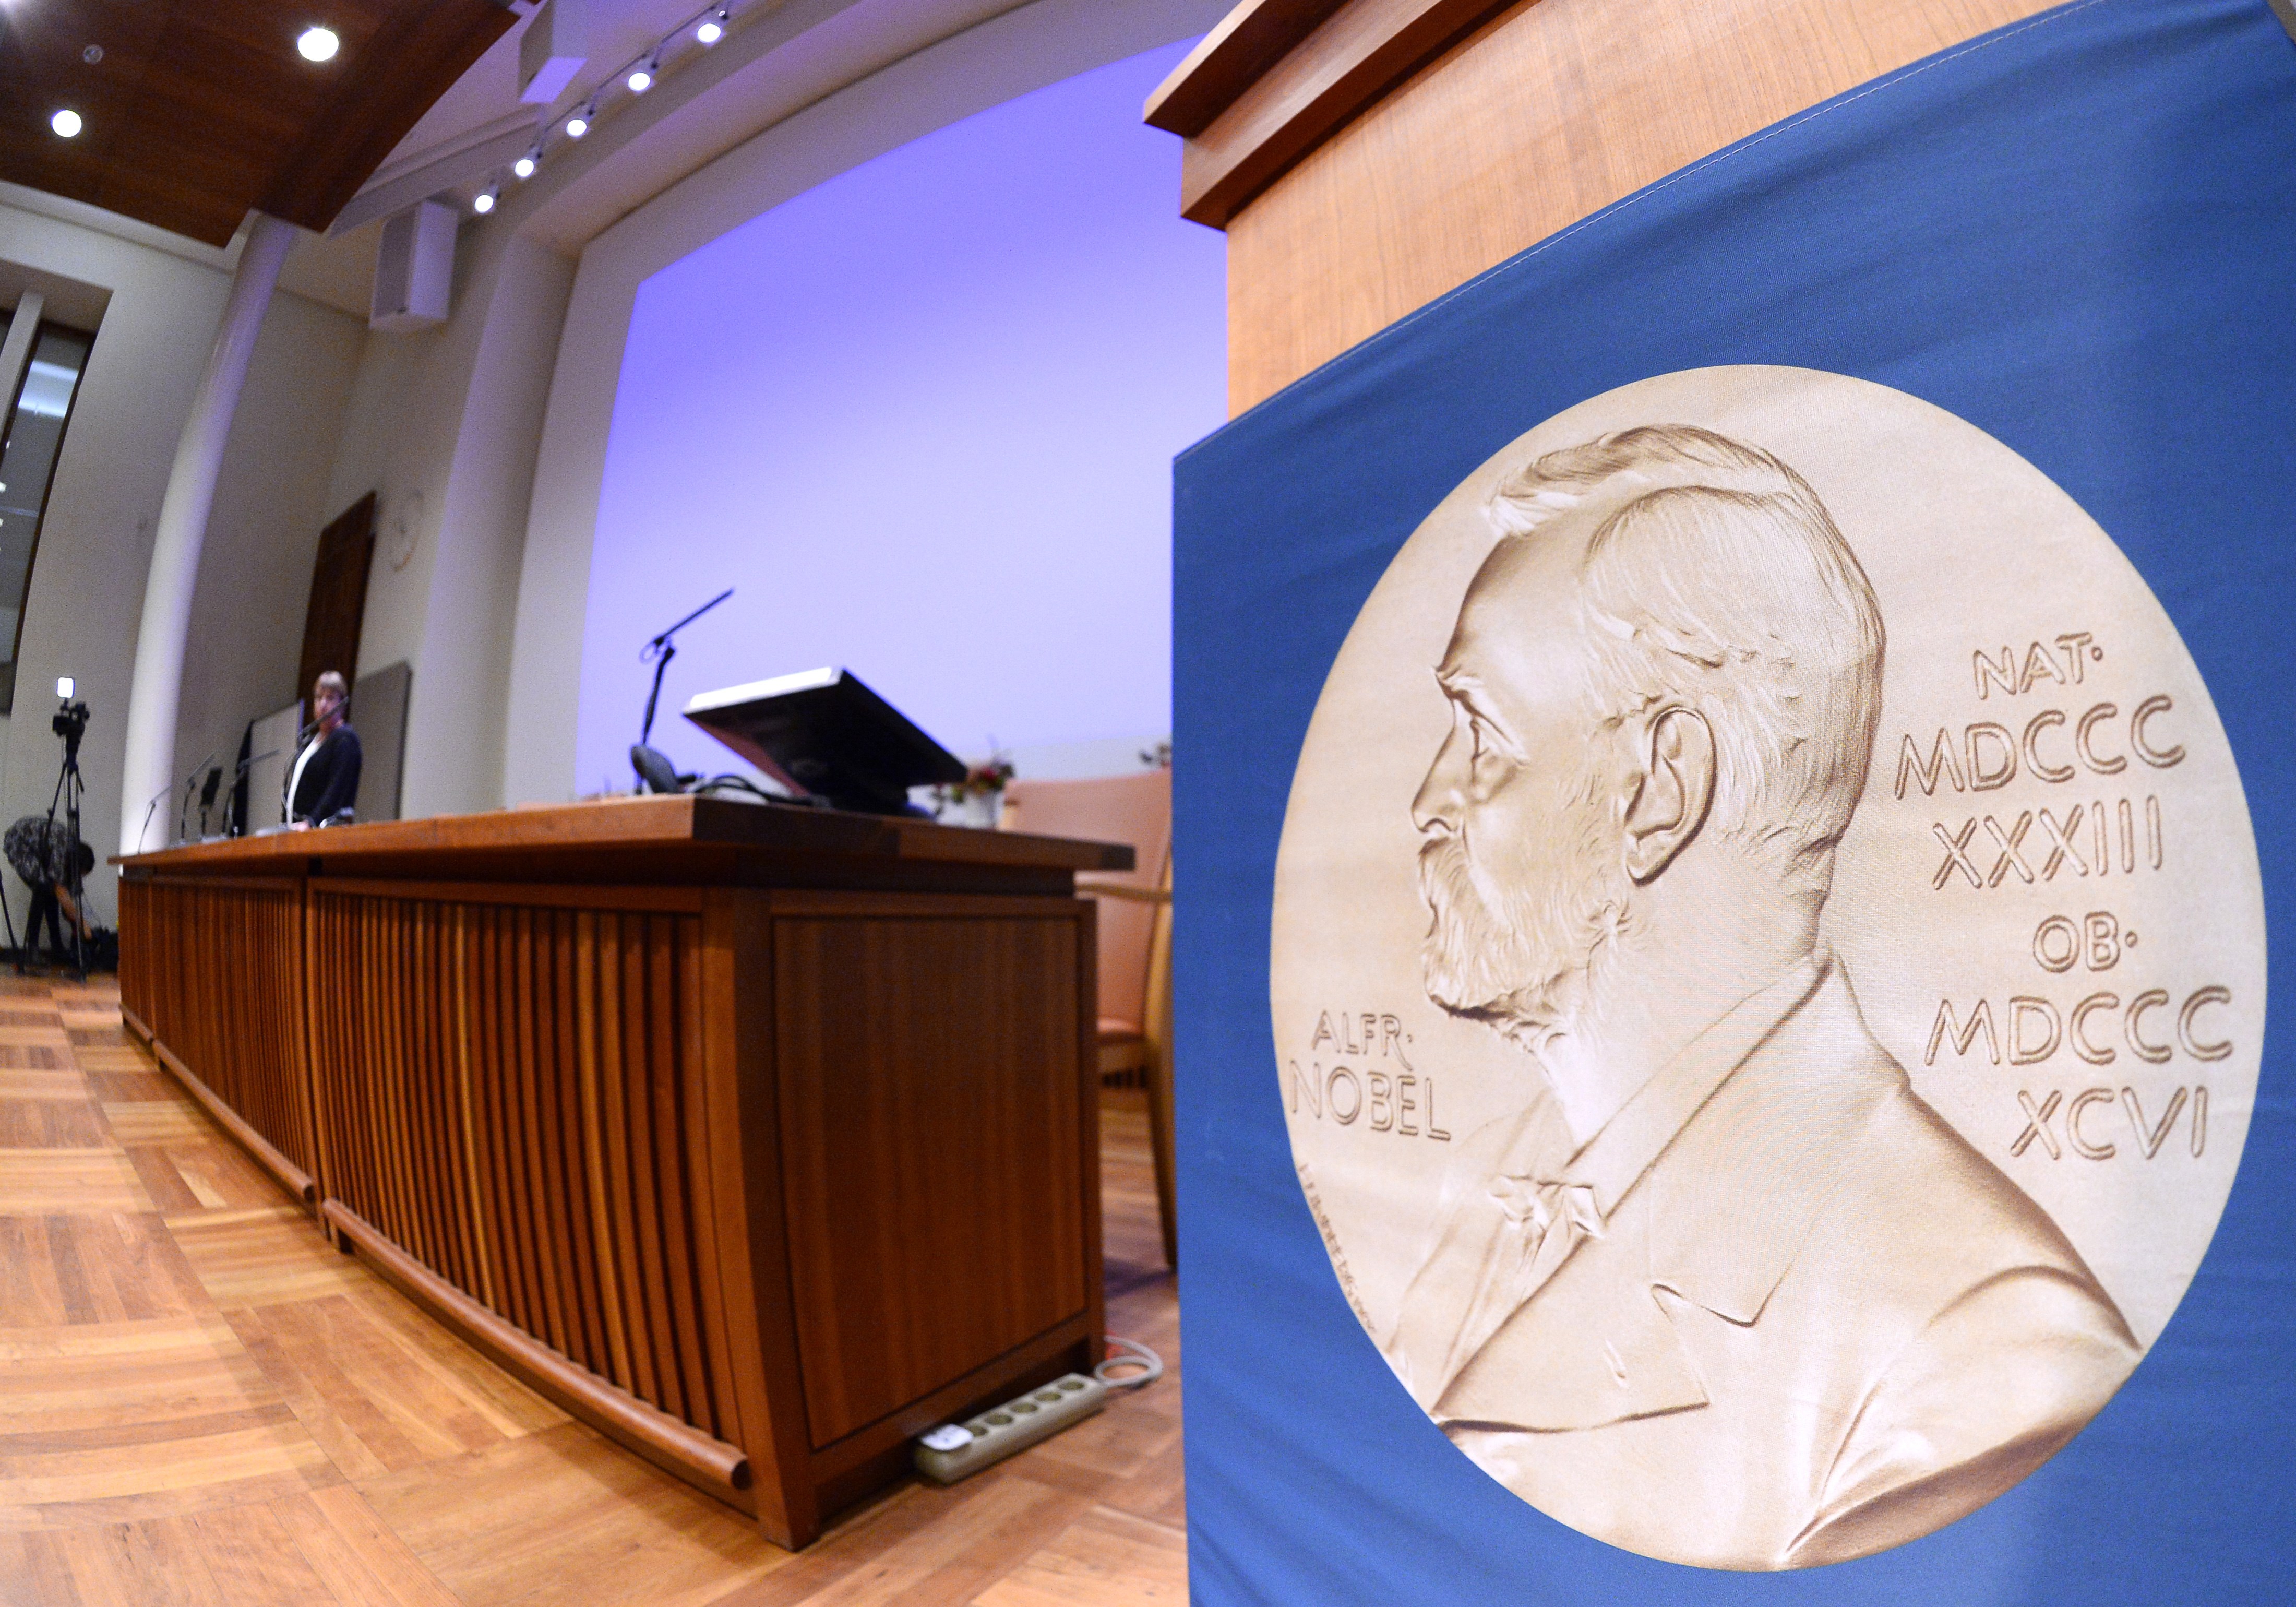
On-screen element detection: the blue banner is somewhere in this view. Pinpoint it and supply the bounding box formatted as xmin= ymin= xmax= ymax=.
xmin=1172 ymin=2 xmax=2296 ymax=1600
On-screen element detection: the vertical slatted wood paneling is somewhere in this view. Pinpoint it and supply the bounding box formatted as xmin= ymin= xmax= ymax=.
xmin=117 ymin=875 xmax=317 ymax=1185
xmin=307 ymin=890 xmax=739 ymax=1446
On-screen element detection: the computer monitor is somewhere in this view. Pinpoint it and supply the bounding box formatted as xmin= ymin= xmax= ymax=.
xmin=682 ymin=668 xmax=965 ymax=815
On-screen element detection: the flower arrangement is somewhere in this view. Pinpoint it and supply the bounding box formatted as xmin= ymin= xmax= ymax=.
xmin=950 ymin=757 xmax=1024 ymax=799
xmin=936 ymin=749 xmax=1015 ymax=812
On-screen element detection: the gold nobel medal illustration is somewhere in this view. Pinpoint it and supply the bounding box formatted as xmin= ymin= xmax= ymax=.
xmin=1269 ymin=366 xmax=2264 ymax=1569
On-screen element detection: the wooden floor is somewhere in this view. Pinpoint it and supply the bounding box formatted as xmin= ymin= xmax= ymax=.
xmin=0 ymin=974 xmax=1186 ymax=1604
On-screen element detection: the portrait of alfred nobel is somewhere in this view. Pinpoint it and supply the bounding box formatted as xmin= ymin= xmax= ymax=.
xmin=1382 ymin=425 xmax=2140 ymax=1568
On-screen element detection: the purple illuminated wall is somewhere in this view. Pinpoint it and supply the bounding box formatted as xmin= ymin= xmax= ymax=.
xmin=580 ymin=42 xmax=1224 ymax=790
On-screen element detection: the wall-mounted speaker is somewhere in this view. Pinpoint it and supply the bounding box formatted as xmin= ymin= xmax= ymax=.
xmin=370 ymin=201 xmax=457 ymax=332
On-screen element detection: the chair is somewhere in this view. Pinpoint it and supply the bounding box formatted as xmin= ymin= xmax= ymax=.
xmin=1002 ymin=770 xmax=1175 ymax=1268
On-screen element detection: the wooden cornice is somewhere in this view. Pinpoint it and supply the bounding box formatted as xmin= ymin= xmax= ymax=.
xmin=1143 ymin=0 xmax=1353 ymax=138
xmin=1144 ymin=0 xmax=1525 ymax=229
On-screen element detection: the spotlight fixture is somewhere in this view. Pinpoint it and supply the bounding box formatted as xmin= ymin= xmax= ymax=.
xmin=513 ymin=147 xmax=539 ymax=180
xmin=473 ymin=183 xmax=498 ymax=215
xmin=51 ymin=109 xmax=83 ymax=138
xmin=627 ymin=53 xmax=657 ymax=94
xmin=296 ymin=26 xmax=339 ymax=63
xmin=697 ymin=7 xmax=727 ymax=45
xmin=565 ymin=102 xmax=592 ymax=138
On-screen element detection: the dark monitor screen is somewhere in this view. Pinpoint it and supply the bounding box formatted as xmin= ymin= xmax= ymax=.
xmin=682 ymin=668 xmax=964 ymax=815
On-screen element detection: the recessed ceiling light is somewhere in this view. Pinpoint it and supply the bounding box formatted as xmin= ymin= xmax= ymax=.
xmin=297 ymin=27 xmax=339 ymax=63
xmin=51 ymin=109 xmax=82 ymax=138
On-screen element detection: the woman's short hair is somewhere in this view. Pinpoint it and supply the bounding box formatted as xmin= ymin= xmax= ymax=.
xmin=314 ymin=670 xmax=349 ymax=702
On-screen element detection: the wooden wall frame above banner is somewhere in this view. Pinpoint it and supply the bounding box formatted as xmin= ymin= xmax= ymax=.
xmin=1157 ymin=0 xmax=2064 ymax=412
xmin=1144 ymin=0 xmax=1514 ymax=227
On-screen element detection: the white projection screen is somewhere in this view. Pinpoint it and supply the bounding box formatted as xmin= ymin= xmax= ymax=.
xmin=581 ymin=42 xmax=1225 ymax=791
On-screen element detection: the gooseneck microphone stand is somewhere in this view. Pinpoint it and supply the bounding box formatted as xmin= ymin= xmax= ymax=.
xmin=224 ymin=748 xmax=279 ymax=837
xmin=174 ymin=751 xmax=216 ymax=847
xmin=630 ymin=588 xmax=733 ymax=793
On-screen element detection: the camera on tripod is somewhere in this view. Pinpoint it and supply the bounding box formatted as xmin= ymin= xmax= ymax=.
xmin=3 ymin=676 xmax=95 ymax=978
xmin=50 ymin=675 xmax=86 ymax=749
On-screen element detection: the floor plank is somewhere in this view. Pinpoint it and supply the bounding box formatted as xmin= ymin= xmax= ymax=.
xmin=228 ymin=1289 xmax=562 ymax=1480
xmin=281 ymin=1485 xmax=463 ymax=1607
xmin=0 ymin=1153 xmax=151 ymax=1215
xmin=0 ymin=1103 xmax=107 ymax=1148
xmin=183 ymin=1499 xmax=341 ymax=1605
xmin=131 ymin=1138 xmax=283 ymax=1213
xmin=51 ymin=1511 xmax=232 ymax=1607
xmin=970 ymin=1506 xmax=1188 ymax=1607
xmin=169 ymin=1208 xmax=369 ymax=1311
xmin=0 ymin=1215 xmax=214 ymax=1328
xmin=0 ymin=1069 xmax=88 ymax=1101
xmin=100 ymin=1104 xmax=214 ymax=1147
xmin=357 ymin=1421 xmax=791 ymax=1607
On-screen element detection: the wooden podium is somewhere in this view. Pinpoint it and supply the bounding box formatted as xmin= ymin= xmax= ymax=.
xmin=115 ymin=796 xmax=1128 ymax=1549
xmin=1149 ymin=0 xmax=2061 ymax=415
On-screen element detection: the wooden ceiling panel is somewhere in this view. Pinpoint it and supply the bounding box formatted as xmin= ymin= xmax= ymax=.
xmin=0 ymin=0 xmax=514 ymax=247
xmin=264 ymin=1 xmax=521 ymax=229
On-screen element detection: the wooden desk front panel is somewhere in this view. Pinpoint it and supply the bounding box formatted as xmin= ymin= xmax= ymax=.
xmin=308 ymin=886 xmax=749 ymax=1456
xmin=118 ymin=875 xmax=317 ymax=1194
xmin=773 ymin=904 xmax=1094 ymax=1449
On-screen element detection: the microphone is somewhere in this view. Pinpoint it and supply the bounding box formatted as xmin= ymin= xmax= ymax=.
xmin=632 ymin=590 xmax=734 ymax=790
xmin=297 ymin=695 xmax=351 ymax=746
xmin=175 ymin=751 xmax=216 ymax=846
xmin=226 ymin=747 xmax=279 ymax=836
xmin=136 ymin=785 xmax=170 ymax=853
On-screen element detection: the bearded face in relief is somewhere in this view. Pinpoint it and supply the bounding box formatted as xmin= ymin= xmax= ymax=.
xmin=1412 ymin=532 xmax=1639 ymax=1049
xmin=1407 ymin=426 xmax=1888 ymax=1061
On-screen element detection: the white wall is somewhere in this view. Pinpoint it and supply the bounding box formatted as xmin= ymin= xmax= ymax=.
xmin=323 ymin=223 xmax=577 ymax=819
xmin=0 ymin=195 xmax=366 ymax=922
xmin=176 ymin=292 xmax=366 ymax=834
xmin=0 ymin=200 xmax=222 ymax=925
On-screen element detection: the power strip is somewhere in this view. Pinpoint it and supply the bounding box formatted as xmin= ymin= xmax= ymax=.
xmin=912 ymin=1373 xmax=1107 ymax=1484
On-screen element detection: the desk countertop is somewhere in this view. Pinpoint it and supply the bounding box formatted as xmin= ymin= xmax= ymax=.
xmin=116 ymin=793 xmax=1132 ymax=882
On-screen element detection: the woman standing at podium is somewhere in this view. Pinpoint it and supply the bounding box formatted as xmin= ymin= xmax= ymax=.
xmin=288 ymin=670 xmax=362 ymax=829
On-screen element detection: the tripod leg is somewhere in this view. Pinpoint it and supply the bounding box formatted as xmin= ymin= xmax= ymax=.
xmin=66 ymin=767 xmax=85 ymax=983
xmin=0 ymin=871 xmax=19 ymax=978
